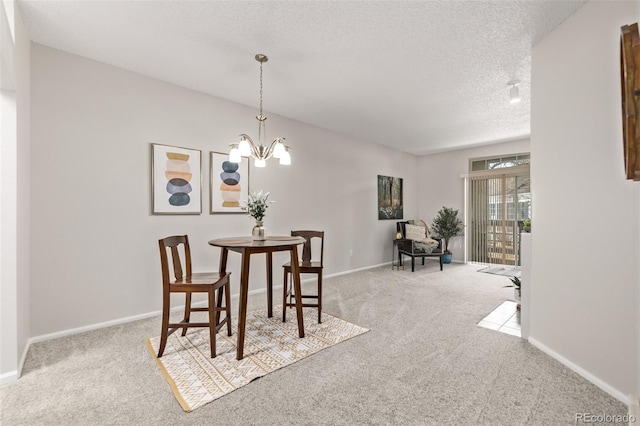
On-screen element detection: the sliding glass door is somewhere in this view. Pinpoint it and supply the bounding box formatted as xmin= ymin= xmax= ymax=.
xmin=469 ymin=168 xmax=530 ymax=266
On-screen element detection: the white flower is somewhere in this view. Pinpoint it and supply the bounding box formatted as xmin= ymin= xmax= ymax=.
xmin=242 ymin=190 xmax=274 ymax=221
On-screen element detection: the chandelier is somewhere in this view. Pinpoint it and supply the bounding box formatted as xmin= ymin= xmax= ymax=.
xmin=229 ymin=54 xmax=291 ymax=167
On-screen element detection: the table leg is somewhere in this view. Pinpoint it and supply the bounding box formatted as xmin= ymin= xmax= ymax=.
xmin=266 ymin=252 xmax=273 ymax=317
xmin=237 ymin=250 xmax=251 ymax=360
xmin=290 ymin=247 xmax=305 ymax=338
xmin=218 ymin=247 xmax=229 ymax=273
xmin=216 ymin=248 xmax=229 ymax=329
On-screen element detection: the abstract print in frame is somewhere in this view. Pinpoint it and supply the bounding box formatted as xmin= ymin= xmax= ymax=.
xmin=151 ymin=143 xmax=202 ymax=214
xmin=377 ymin=175 xmax=403 ymax=220
xmin=210 ymin=152 xmax=249 ymax=213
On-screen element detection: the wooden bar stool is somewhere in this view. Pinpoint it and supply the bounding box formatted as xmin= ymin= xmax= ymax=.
xmin=157 ymin=235 xmax=232 ymax=358
xmin=282 ymin=230 xmax=324 ymax=323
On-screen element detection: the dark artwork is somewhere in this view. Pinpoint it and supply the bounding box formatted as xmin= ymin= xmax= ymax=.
xmin=378 ymin=175 xmax=403 ymax=220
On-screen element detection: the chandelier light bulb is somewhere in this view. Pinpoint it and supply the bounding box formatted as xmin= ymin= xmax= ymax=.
xmin=279 ymin=150 xmax=291 ymax=165
xmin=255 ymin=158 xmax=266 ymax=168
xmin=273 ymin=140 xmax=286 ymax=159
xmin=229 ymin=146 xmax=242 ymax=163
xmin=238 ymin=138 xmax=252 ymax=156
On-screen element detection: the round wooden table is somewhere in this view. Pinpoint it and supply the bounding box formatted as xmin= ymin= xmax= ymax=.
xmin=208 ymin=236 xmax=306 ymax=360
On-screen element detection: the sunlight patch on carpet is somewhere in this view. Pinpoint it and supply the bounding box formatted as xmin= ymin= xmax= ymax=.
xmin=147 ymin=307 xmax=369 ymax=412
xmin=477 ymin=266 xmax=521 ymax=277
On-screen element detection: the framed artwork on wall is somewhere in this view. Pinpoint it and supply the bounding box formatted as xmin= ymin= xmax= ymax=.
xmin=151 ymin=143 xmax=202 ymax=214
xmin=620 ymin=23 xmax=640 ymax=181
xmin=378 ymin=175 xmax=403 ymax=220
xmin=210 ymin=151 xmax=249 ymax=213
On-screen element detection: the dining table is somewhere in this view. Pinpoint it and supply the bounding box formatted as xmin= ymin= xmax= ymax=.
xmin=208 ymin=235 xmax=307 ymax=360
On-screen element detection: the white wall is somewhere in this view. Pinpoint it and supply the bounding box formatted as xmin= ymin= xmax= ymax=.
xmin=417 ymin=138 xmax=530 ymax=262
xmin=29 ymin=45 xmax=419 ymax=337
xmin=0 ymin=0 xmax=30 ymax=383
xmin=636 ymin=183 xmax=640 ymax=405
xmin=530 ymin=0 xmax=639 ymax=402
xmin=14 ymin=0 xmax=29 ymax=380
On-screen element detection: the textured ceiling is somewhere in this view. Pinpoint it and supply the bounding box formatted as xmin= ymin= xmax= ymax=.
xmin=17 ymin=0 xmax=585 ymax=155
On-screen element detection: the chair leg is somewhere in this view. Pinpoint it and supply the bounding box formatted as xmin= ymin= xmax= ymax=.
xmin=215 ymin=286 xmax=222 ymax=328
xmin=411 ymin=256 xmax=415 ymax=272
xmin=208 ymin=288 xmax=217 ymax=358
xmin=282 ymin=269 xmax=289 ymax=322
xmin=317 ymin=272 xmax=323 ymax=324
xmin=215 ymin=281 xmax=231 ymax=336
xmin=182 ymin=292 xmax=192 ymax=336
xmin=224 ymin=279 xmax=232 ymax=336
xmin=289 ymin=275 xmax=294 ymax=306
xmin=158 ymin=294 xmax=170 ymax=357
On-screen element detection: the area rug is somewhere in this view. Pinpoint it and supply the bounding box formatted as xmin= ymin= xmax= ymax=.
xmin=146 ymin=307 xmax=369 ymax=412
xmin=477 ymin=266 xmax=521 ymax=277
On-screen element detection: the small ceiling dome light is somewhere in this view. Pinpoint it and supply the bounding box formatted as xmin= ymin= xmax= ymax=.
xmin=508 ymin=80 xmax=521 ymax=104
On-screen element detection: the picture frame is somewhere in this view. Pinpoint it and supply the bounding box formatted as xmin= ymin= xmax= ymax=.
xmin=378 ymin=175 xmax=403 ymax=220
xmin=210 ymin=151 xmax=249 ymax=213
xmin=620 ymin=23 xmax=640 ymax=181
xmin=151 ymin=143 xmax=202 ymax=214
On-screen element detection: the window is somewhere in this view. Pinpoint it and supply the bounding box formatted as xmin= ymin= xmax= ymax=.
xmin=470 ymin=153 xmax=530 ymax=172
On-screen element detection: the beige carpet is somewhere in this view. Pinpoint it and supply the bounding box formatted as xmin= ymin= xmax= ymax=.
xmin=147 ymin=307 xmax=369 ymax=412
xmin=2 ymin=265 xmax=628 ymax=425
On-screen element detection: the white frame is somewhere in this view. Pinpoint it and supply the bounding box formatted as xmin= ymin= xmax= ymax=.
xmin=210 ymin=151 xmax=249 ymax=214
xmin=151 ymin=143 xmax=202 ymax=215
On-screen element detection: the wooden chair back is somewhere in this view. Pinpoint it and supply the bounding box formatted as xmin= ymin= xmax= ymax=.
xmin=158 ymin=235 xmax=193 ymax=285
xmin=291 ymin=230 xmax=324 ymax=267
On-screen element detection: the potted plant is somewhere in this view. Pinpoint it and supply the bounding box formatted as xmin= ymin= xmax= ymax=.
xmin=242 ymin=190 xmax=274 ymax=241
xmin=431 ymin=206 xmax=464 ymax=264
xmin=522 ymin=219 xmax=531 ymax=233
xmin=504 ymin=276 xmax=522 ymax=305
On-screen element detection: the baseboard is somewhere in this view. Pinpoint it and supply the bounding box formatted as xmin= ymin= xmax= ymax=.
xmin=528 ymin=337 xmax=629 ymax=405
xmin=0 ymin=369 xmax=18 ymax=385
xmin=2 ymin=341 xmax=31 ymax=384
xmin=28 ymin=309 xmax=165 ymax=345
xmin=324 ymin=261 xmax=391 ymax=279
xmin=629 ymin=394 xmax=640 ymax=420
xmin=22 ymin=262 xmax=391 ymax=366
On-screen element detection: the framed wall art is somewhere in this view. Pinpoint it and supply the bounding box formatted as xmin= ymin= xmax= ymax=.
xmin=210 ymin=151 xmax=249 ymax=213
xmin=621 ymin=23 xmax=640 ymax=181
xmin=151 ymin=143 xmax=202 ymax=214
xmin=378 ymin=175 xmax=403 ymax=220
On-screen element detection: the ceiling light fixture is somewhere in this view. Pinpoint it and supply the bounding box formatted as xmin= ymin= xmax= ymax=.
xmin=508 ymin=79 xmax=521 ymax=104
xmin=229 ymin=54 xmax=291 ymax=167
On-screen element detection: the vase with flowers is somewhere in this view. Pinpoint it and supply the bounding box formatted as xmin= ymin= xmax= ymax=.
xmin=243 ymin=190 xmax=274 ymax=241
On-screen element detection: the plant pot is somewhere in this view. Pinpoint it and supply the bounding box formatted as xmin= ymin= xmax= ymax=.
xmin=514 ymin=288 xmax=521 ymax=303
xmin=442 ymin=253 xmax=452 ymax=264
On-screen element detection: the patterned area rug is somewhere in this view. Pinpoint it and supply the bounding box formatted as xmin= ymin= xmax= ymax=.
xmin=147 ymin=307 xmax=369 ymax=412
